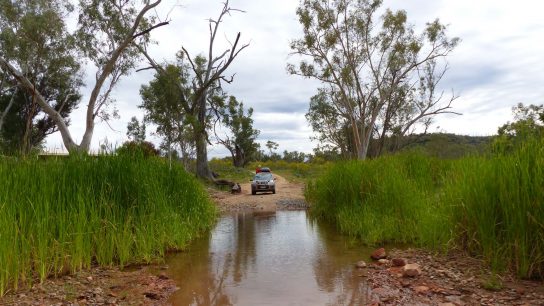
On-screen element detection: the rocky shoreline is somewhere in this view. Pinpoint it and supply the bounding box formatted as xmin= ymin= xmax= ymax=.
xmin=359 ymin=247 xmax=544 ymax=305
xmin=0 ymin=265 xmax=177 ymax=306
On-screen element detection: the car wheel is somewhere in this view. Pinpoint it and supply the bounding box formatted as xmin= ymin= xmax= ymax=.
xmin=272 ymin=188 xmax=276 ymax=194
xmin=252 ymin=188 xmax=256 ymax=195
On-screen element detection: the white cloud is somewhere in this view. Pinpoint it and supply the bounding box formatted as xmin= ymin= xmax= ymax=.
xmin=45 ymin=0 xmax=544 ymax=157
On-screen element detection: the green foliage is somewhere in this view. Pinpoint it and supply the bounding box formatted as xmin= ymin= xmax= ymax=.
xmin=386 ymin=133 xmax=492 ymax=159
xmin=75 ymin=0 xmax=155 ymax=75
xmin=116 ymin=140 xmax=159 ymax=158
xmin=290 ymin=0 xmax=459 ymax=159
xmin=481 ymin=274 xmax=504 ymax=291
xmin=308 ymin=138 xmax=544 ymax=278
xmin=444 ymin=137 xmax=544 ymax=278
xmin=140 ymin=64 xmax=194 ymax=164
xmin=307 ymin=153 xmax=453 ymax=246
xmin=209 ymin=157 xmax=253 ymax=182
xmin=0 ymin=0 xmax=82 ymax=155
xmin=0 ymin=156 xmax=216 ymax=294
xmin=218 ymin=96 xmax=260 ymax=167
xmin=126 ymin=116 xmax=146 ymax=142
xmin=265 ymin=140 xmax=279 ymax=156
xmin=493 ymin=103 xmax=544 ymax=152
xmin=248 ymin=159 xmax=327 ymax=182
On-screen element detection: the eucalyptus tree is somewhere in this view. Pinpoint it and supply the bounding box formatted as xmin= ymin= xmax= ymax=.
xmin=493 ymin=103 xmax=544 ymax=152
xmin=140 ymin=64 xmax=195 ymax=169
xmin=216 ymin=96 xmax=260 ymax=167
xmin=126 ymin=116 xmax=146 ymax=143
xmin=289 ymin=0 xmax=459 ymax=159
xmin=140 ymin=1 xmax=248 ymax=179
xmin=265 ymin=140 xmax=279 ymax=156
xmin=0 ymin=0 xmax=167 ymax=153
xmin=0 ymin=0 xmax=82 ymax=154
xmin=306 ymin=88 xmax=351 ymax=157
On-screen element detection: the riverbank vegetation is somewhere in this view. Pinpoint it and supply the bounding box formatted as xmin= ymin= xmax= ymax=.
xmin=306 ymin=136 xmax=544 ymax=279
xmin=0 ymin=155 xmax=216 ymax=295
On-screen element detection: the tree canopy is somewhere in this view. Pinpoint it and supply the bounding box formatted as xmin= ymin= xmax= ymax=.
xmin=0 ymin=0 xmax=82 ymax=154
xmin=289 ymin=0 xmax=459 ymax=159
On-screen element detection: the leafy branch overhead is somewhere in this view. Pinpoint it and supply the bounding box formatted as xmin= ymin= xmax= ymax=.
xmin=0 ymin=0 xmax=168 ymax=153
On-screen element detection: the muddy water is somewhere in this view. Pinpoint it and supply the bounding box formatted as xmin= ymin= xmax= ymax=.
xmin=166 ymin=210 xmax=374 ymax=305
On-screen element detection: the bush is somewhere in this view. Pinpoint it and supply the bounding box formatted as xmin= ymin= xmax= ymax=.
xmin=116 ymin=141 xmax=159 ymax=157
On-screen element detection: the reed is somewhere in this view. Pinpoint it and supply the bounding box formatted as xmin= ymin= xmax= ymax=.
xmin=307 ymin=138 xmax=544 ymax=278
xmin=0 ymin=155 xmax=216 ymax=295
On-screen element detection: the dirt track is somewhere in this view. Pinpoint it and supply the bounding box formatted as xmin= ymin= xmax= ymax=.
xmin=210 ymin=173 xmax=306 ymax=212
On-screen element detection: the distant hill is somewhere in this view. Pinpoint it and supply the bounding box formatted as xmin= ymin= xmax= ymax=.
xmin=368 ymin=133 xmax=493 ymax=159
xmin=396 ymin=133 xmax=493 ymax=158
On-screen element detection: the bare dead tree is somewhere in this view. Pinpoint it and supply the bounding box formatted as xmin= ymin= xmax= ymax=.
xmin=139 ymin=0 xmax=249 ymax=179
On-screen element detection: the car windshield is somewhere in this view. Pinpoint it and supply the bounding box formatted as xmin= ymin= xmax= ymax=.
xmin=254 ymin=173 xmax=272 ymax=181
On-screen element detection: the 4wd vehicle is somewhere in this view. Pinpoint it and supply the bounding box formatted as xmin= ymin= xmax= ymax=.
xmin=251 ymin=172 xmax=276 ymax=195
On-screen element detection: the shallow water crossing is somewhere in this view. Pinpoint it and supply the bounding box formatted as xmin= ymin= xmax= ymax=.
xmin=166 ymin=210 xmax=374 ymax=305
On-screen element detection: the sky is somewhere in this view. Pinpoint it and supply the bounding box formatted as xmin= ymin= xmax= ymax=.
xmin=44 ymin=0 xmax=544 ymax=158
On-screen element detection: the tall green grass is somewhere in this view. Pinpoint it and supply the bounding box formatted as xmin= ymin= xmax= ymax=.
xmin=306 ymin=153 xmax=454 ymax=247
xmin=0 ymin=155 xmax=216 ymax=295
xmin=307 ymin=138 xmax=544 ymax=279
xmin=444 ymin=138 xmax=544 ymax=278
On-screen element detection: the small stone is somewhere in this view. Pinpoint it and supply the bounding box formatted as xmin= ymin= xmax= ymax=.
xmin=355 ymin=260 xmax=367 ymax=268
xmin=86 ymin=276 xmax=93 ymax=282
xmin=438 ymin=303 xmax=456 ymax=306
xmin=378 ymin=259 xmax=390 ymax=265
xmin=158 ymin=272 xmax=169 ymax=280
xmin=403 ymin=263 xmax=421 ymax=277
xmin=93 ymin=287 xmax=103 ymax=295
xmin=392 ymin=258 xmax=407 ymax=267
xmin=371 ymin=247 xmax=386 ymax=260
xmin=414 ymin=285 xmax=429 ymax=294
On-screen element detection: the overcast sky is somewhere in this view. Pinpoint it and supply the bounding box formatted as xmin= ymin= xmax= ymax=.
xmin=45 ymin=0 xmax=544 ymax=158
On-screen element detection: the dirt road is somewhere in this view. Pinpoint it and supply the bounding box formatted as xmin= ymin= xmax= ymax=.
xmin=210 ymin=173 xmax=307 ymax=212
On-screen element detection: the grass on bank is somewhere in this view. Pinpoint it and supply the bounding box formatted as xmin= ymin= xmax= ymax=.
xmin=306 ymin=138 xmax=544 ymax=279
xmin=0 ymin=155 xmax=216 ymax=295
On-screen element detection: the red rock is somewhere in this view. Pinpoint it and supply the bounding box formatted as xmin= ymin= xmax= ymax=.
xmin=414 ymin=285 xmax=429 ymax=294
xmin=403 ymin=263 xmax=421 ymax=277
xmin=371 ymin=248 xmax=386 ymax=260
xmin=392 ymin=258 xmax=407 ymax=267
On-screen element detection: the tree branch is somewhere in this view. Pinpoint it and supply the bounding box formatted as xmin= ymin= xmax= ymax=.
xmin=132 ymin=21 xmax=170 ymax=39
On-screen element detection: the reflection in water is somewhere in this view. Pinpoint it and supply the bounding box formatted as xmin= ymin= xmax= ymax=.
xmin=167 ymin=211 xmax=374 ymax=305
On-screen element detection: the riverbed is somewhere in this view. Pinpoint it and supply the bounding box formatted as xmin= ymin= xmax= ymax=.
xmin=166 ymin=210 xmax=374 ymax=305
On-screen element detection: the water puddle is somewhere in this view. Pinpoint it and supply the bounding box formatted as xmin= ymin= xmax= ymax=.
xmin=166 ymin=210 xmax=374 ymax=305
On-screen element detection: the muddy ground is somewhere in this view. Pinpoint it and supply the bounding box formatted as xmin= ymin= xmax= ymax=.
xmin=1 ymin=174 xmax=543 ymax=305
